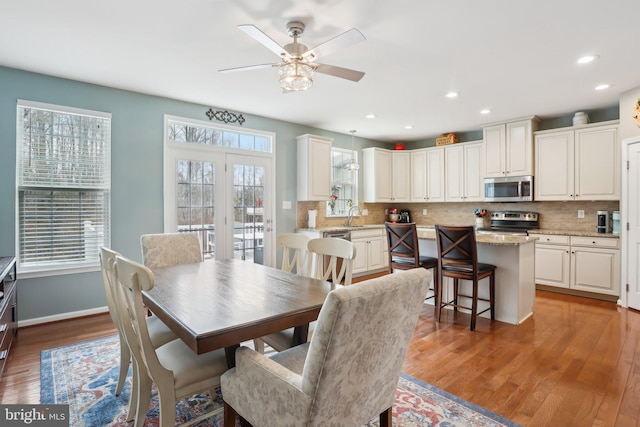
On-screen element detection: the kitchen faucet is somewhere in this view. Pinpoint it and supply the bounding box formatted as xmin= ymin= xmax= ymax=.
xmin=345 ymin=205 xmax=361 ymax=227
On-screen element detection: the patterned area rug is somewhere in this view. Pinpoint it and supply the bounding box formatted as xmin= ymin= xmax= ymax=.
xmin=41 ymin=335 xmax=520 ymax=427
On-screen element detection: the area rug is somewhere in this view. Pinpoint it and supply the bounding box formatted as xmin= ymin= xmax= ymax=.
xmin=41 ymin=335 xmax=520 ymax=427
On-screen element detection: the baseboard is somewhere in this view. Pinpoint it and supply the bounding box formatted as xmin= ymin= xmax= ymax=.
xmin=18 ymin=306 xmax=109 ymax=328
xmin=535 ymin=285 xmax=618 ymax=302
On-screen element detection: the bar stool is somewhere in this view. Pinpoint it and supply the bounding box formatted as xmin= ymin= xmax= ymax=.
xmin=434 ymin=225 xmax=496 ymax=331
xmin=385 ymin=222 xmax=438 ymax=301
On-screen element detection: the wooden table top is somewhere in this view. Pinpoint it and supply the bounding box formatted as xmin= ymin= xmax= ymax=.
xmin=142 ymin=259 xmax=335 ymax=355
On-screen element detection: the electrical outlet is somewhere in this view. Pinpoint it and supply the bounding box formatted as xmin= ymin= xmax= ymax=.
xmin=578 ymin=210 xmax=585 ymax=218
xmin=385 ymin=209 xmax=388 ymax=215
xmin=423 ymin=208 xmax=428 ymax=216
xmin=282 ymin=201 xmax=291 ymax=209
xmin=362 ymin=209 xmax=368 ymax=216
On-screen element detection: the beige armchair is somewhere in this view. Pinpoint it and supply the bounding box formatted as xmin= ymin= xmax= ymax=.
xmin=221 ymin=268 xmax=431 ymax=427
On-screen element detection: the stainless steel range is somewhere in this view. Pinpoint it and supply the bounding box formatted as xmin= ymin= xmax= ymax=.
xmin=477 ymin=211 xmax=539 ymax=236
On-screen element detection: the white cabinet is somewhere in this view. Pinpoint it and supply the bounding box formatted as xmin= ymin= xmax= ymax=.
xmin=426 ymin=147 xmax=445 ymax=202
xmin=532 ymin=234 xmax=571 ymax=288
xmin=410 ymin=149 xmax=428 ymax=202
xmin=444 ymin=141 xmax=484 ymax=202
xmin=484 ymin=117 xmax=539 ymax=178
xmin=351 ymin=228 xmax=388 ymax=275
xmin=296 ymin=134 xmax=332 ymax=201
xmin=535 ymin=121 xmax=619 ymax=201
xmin=531 ymin=234 xmax=620 ymax=297
xmin=363 ymin=148 xmax=410 ymax=202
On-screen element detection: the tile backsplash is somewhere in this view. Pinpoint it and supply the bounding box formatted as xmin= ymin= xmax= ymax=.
xmin=297 ymin=200 xmax=620 ymax=233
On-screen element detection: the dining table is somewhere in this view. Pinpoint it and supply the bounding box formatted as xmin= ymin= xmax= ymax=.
xmin=141 ymin=258 xmax=336 ymax=367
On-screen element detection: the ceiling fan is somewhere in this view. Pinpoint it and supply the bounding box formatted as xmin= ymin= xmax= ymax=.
xmin=219 ymin=21 xmax=366 ymax=92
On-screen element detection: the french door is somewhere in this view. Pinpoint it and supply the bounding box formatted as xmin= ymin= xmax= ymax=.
xmin=164 ymin=148 xmax=274 ymax=266
xmin=624 ymin=137 xmax=640 ymax=310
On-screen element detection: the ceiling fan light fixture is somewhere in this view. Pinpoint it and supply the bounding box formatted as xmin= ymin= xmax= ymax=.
xmin=278 ymin=62 xmax=313 ymax=91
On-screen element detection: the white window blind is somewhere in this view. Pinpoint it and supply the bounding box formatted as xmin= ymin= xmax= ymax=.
xmin=16 ymin=100 xmax=111 ymax=274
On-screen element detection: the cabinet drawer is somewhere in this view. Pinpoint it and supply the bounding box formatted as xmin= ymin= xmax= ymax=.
xmin=530 ymin=234 xmax=570 ymax=245
xmin=571 ymin=236 xmax=619 ymax=249
xmin=351 ymin=228 xmax=384 ymax=239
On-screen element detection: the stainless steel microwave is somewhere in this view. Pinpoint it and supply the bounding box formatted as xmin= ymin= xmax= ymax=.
xmin=484 ymin=175 xmax=533 ymax=202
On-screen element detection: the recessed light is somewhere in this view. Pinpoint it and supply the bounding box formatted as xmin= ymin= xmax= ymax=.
xmin=595 ymin=84 xmax=610 ymax=91
xmin=365 ymin=113 xmax=376 ymax=119
xmin=480 ymin=109 xmax=491 ymax=115
xmin=404 ymin=125 xmax=414 ymax=130
xmin=577 ymin=55 xmax=598 ymax=64
xmin=446 ymin=92 xmax=459 ymax=98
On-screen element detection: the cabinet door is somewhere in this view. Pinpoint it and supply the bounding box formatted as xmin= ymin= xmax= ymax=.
xmin=297 ymin=135 xmax=332 ymax=200
xmin=535 ymin=244 xmax=570 ymax=288
xmin=484 ymin=124 xmax=506 ymax=177
xmin=410 ymin=150 xmax=427 ymax=202
xmin=535 ymin=130 xmax=574 ymax=201
xmin=392 ymin=151 xmax=411 ymax=202
xmin=506 ymin=119 xmax=533 ymax=176
xmin=351 ymin=238 xmax=368 ymax=274
xmin=367 ymin=236 xmax=386 ymax=271
xmin=575 ymin=125 xmax=619 ymax=200
xmin=445 ymin=145 xmax=465 ymax=201
xmin=363 ymin=148 xmax=393 ymax=202
xmin=464 ymin=142 xmax=484 ymax=201
xmin=426 ymin=147 xmax=445 ymax=202
xmin=571 ymin=247 xmax=620 ymax=295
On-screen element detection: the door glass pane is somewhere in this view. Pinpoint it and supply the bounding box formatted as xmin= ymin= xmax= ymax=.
xmin=232 ymin=164 xmax=265 ymax=263
xmin=176 ymin=160 xmax=215 ymax=259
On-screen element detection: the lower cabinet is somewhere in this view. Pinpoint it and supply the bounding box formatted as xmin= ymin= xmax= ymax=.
xmin=531 ymin=234 xmax=620 ymax=297
xmin=352 ymin=229 xmax=388 ymax=276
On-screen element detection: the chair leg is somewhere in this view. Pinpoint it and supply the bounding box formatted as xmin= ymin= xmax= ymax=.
xmin=490 ymin=272 xmax=496 ymax=320
xmin=470 ymin=279 xmax=479 ymax=332
xmin=380 ymin=407 xmax=392 ymax=427
xmin=453 ymin=279 xmax=459 ymax=312
xmin=223 ymin=401 xmax=237 ymax=427
xmin=116 ymin=335 xmax=130 ymax=396
xmin=253 ymin=338 xmax=265 ymax=354
xmin=436 ymin=272 xmax=443 ymax=322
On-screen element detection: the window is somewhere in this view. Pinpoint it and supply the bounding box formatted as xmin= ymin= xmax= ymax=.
xmin=16 ymin=100 xmax=111 ymax=275
xmin=327 ymin=147 xmax=358 ymax=217
xmin=167 ymin=118 xmax=272 ymax=153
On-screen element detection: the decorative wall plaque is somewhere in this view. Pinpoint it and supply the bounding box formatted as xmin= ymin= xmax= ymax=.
xmin=633 ymin=98 xmax=640 ymax=127
xmin=205 ymin=108 xmax=245 ymax=125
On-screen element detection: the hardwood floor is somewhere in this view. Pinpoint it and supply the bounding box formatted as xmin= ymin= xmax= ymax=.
xmin=0 ymin=288 xmax=638 ymax=426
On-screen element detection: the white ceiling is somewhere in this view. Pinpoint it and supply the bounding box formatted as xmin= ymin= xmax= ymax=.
xmin=1 ymin=0 xmax=639 ymax=142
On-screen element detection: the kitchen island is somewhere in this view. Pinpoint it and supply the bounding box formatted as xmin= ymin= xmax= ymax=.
xmin=416 ymin=227 xmax=538 ymax=326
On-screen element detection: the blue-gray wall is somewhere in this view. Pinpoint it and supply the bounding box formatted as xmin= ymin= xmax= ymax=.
xmin=0 ymin=66 xmax=385 ymax=322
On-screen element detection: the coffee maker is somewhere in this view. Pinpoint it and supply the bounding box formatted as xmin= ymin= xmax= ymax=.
xmin=399 ymin=210 xmax=411 ymax=223
xmin=596 ymin=211 xmax=610 ymax=233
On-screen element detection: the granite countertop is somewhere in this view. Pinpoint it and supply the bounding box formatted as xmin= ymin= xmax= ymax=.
xmin=297 ymin=224 xmax=619 ymax=241
xmin=415 ymin=228 xmax=537 ymax=246
xmin=528 ymin=229 xmax=620 ymax=238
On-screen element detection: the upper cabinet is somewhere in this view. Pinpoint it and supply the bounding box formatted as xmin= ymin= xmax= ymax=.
xmin=535 ymin=121 xmax=619 ymax=201
xmin=445 ymin=141 xmax=484 ymax=202
xmin=410 ymin=149 xmax=428 ymax=202
xmin=363 ymin=148 xmax=410 ymax=202
xmin=484 ymin=117 xmax=539 ymax=178
xmin=296 ymin=134 xmax=333 ymax=201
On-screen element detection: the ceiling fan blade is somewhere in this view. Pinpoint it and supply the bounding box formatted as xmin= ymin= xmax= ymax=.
xmin=302 ymin=28 xmax=365 ymax=61
xmin=314 ymin=63 xmax=365 ymax=82
xmin=219 ymin=63 xmax=277 ymax=73
xmin=238 ymin=24 xmax=288 ymax=58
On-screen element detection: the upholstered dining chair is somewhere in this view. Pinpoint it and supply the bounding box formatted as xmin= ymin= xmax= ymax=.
xmin=254 ymin=233 xmax=312 ymax=353
xmin=278 ymin=233 xmax=311 ymax=276
xmin=140 ymin=232 xmax=202 ymax=269
xmin=114 ymin=255 xmax=229 ymax=427
xmin=307 ymin=237 xmax=356 ymax=286
xmin=221 ymin=268 xmax=431 ymax=427
xmin=100 ymin=248 xmax=178 ymax=424
xmin=434 ymin=225 xmax=497 ymax=331
xmin=257 ymin=237 xmax=356 ymax=353
xmin=385 ymin=222 xmax=439 ymax=301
